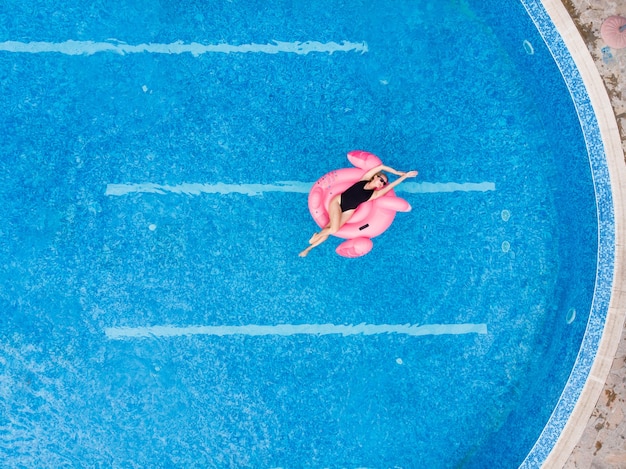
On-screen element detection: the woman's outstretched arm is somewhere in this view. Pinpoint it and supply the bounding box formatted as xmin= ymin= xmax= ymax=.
xmin=361 ymin=164 xmax=405 ymax=181
xmin=371 ymin=170 xmax=418 ymax=199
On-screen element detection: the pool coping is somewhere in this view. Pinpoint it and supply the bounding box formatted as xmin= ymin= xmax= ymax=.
xmin=519 ymin=0 xmax=626 ymax=467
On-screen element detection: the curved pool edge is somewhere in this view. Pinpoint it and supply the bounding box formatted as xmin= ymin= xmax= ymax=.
xmin=519 ymin=0 xmax=626 ymax=467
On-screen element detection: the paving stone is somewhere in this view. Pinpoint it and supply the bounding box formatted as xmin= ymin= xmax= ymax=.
xmin=563 ymin=0 xmax=626 ymax=467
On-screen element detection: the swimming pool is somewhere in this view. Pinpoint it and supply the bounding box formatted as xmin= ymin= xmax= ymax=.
xmin=0 ymin=0 xmax=611 ymax=467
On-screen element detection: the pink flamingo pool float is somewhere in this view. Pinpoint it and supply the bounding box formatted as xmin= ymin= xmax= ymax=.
xmin=307 ymin=150 xmax=411 ymax=258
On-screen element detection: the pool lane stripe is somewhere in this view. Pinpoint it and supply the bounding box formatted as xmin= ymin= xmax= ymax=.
xmin=0 ymin=40 xmax=368 ymax=56
xmin=106 ymin=181 xmax=312 ymax=196
xmin=105 ymin=181 xmax=496 ymax=197
xmin=104 ymin=323 xmax=488 ymax=339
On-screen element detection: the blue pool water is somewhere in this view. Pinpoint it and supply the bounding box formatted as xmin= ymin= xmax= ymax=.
xmin=0 ymin=0 xmax=605 ymax=467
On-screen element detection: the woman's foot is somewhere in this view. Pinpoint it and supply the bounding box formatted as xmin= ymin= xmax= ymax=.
xmin=299 ymin=248 xmax=310 ymax=257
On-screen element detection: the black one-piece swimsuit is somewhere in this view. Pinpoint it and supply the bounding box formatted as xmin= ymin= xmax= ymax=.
xmin=339 ymin=180 xmax=374 ymax=212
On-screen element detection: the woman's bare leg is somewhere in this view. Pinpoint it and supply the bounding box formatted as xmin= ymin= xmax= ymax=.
xmin=300 ymin=200 xmax=353 ymax=257
xmin=299 ymin=232 xmax=331 ymax=257
xmin=309 ymin=197 xmax=342 ymax=244
xmin=309 ymin=223 xmax=329 ymax=244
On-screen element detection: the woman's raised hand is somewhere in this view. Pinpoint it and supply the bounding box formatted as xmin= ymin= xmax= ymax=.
xmin=405 ymin=170 xmax=418 ymax=177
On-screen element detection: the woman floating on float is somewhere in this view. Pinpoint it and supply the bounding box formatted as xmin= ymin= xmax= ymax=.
xmin=299 ymin=150 xmax=418 ymax=258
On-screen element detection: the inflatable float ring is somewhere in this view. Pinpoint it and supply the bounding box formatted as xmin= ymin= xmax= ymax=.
xmin=307 ymin=150 xmax=411 ymax=258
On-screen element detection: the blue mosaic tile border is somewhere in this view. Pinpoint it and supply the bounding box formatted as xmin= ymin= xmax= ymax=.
xmin=519 ymin=0 xmax=616 ymax=467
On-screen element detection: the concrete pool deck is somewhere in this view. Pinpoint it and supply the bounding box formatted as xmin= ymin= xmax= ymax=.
xmin=540 ymin=0 xmax=626 ymax=467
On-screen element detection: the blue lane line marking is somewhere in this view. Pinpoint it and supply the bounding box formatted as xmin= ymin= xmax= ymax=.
xmin=105 ymin=181 xmax=496 ymax=197
xmin=0 ymin=39 xmax=368 ymax=56
xmin=105 ymin=323 xmax=488 ymax=339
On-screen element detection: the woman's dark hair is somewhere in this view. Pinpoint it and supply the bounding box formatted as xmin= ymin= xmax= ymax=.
xmin=372 ymin=172 xmax=388 ymax=184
